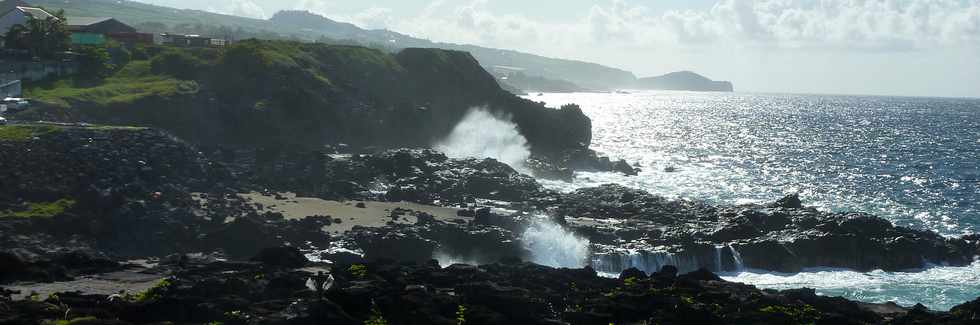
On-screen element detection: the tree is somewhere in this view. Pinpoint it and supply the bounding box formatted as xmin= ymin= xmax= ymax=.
xmin=76 ymin=46 xmax=113 ymax=79
xmin=4 ymin=9 xmax=71 ymax=58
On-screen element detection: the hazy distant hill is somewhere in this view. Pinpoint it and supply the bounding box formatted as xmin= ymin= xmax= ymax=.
xmin=30 ymin=0 xmax=635 ymax=90
xmin=635 ymin=71 xmax=734 ymax=92
xmin=268 ymin=10 xmax=637 ymax=90
xmin=496 ymin=72 xmax=591 ymax=94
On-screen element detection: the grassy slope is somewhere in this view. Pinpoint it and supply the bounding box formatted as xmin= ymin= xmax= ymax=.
xmin=18 ymin=41 xmax=414 ymax=146
xmin=25 ymin=61 xmax=192 ymax=107
xmin=0 ymin=124 xmax=63 ymax=141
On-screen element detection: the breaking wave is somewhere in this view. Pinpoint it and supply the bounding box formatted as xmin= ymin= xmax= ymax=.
xmin=435 ymin=107 xmax=531 ymax=173
xmin=521 ymin=217 xmax=590 ymax=268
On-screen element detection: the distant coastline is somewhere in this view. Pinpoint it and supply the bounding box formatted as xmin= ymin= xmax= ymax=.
xmin=634 ymin=71 xmax=734 ymax=92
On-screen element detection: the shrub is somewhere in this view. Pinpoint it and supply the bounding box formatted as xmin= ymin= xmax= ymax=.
xmin=364 ymin=303 xmax=389 ymax=325
xmin=131 ymin=278 xmax=172 ymax=302
xmin=456 ymin=304 xmax=467 ymax=325
xmin=759 ymin=304 xmax=820 ymax=324
xmin=623 ymin=276 xmax=638 ymax=287
xmin=348 ymin=264 xmax=368 ymax=279
xmin=0 ymin=198 xmax=75 ymax=218
xmin=107 ymin=40 xmax=131 ymax=66
xmin=130 ymin=45 xmax=149 ymax=60
xmin=151 ymin=49 xmax=204 ymax=80
xmin=76 ymin=46 xmax=114 ymax=80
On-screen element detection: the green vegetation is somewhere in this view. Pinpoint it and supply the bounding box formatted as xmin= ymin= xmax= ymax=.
xmin=32 ymin=0 xmax=635 ymax=90
xmin=25 ymin=40 xmax=400 ymax=110
xmin=25 ymin=60 xmax=190 ymax=107
xmin=4 ymin=9 xmax=70 ymax=58
xmin=455 ymin=304 xmax=467 ymax=325
xmin=348 ymin=264 xmax=368 ymax=279
xmin=76 ymin=46 xmax=114 ymax=80
xmin=680 ymin=296 xmax=695 ymax=306
xmin=0 ymin=124 xmax=62 ymax=141
xmin=131 ymin=278 xmax=172 ymax=303
xmin=0 ymin=199 xmax=76 ymax=218
xmin=364 ymin=303 xmax=389 ymax=325
xmin=759 ymin=304 xmax=820 ymax=325
xmin=151 ymin=49 xmax=205 ymax=80
xmin=623 ymin=277 xmax=639 ymax=287
xmin=223 ymin=310 xmax=246 ymax=322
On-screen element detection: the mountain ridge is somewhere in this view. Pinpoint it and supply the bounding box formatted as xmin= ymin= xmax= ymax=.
xmin=635 ymin=71 xmax=734 ymax=92
xmin=28 ymin=0 xmax=732 ymax=92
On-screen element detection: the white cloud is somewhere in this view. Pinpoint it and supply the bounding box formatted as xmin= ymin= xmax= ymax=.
xmin=375 ymin=0 xmax=980 ymax=54
xmin=155 ymin=0 xmax=977 ymax=96
xmin=356 ymin=0 xmax=979 ymax=97
xmin=351 ymin=7 xmax=394 ymax=30
xmin=292 ymin=1 xmax=393 ymax=30
xmin=208 ymin=0 xmax=267 ymax=19
xmin=292 ymin=0 xmax=335 ymax=17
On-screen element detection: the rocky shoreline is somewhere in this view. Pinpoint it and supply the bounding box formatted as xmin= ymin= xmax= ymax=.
xmin=2 ymin=124 xmax=979 ymax=324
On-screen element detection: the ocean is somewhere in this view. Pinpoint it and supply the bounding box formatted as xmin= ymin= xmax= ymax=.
xmin=521 ymin=91 xmax=980 ymax=311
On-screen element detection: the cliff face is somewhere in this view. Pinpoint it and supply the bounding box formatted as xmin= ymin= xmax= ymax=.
xmin=635 ymin=71 xmax=734 ymax=92
xmin=22 ymin=40 xmax=592 ymax=158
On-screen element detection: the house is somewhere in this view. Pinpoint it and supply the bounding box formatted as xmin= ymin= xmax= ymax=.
xmin=159 ymin=33 xmax=217 ymax=47
xmin=106 ymin=32 xmax=154 ymax=45
xmin=67 ymin=17 xmax=146 ymax=46
xmin=0 ymin=6 xmax=57 ymax=48
xmin=67 ymin=17 xmax=136 ymax=34
xmin=209 ymin=38 xmax=228 ymax=47
xmin=0 ymin=6 xmax=56 ymax=35
xmin=0 ymin=0 xmax=29 ymax=17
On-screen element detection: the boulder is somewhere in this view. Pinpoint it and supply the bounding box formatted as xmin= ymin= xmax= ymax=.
xmin=770 ymin=193 xmax=803 ymax=209
xmin=618 ymin=267 xmax=648 ymax=280
xmin=251 ymin=246 xmax=309 ymax=268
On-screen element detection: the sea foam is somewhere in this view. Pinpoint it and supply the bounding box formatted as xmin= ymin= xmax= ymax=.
xmin=434 ymin=107 xmax=531 ymax=173
xmin=521 ymin=217 xmax=590 ymax=268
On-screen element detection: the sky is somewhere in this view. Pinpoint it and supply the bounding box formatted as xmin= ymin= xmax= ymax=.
xmin=135 ymin=0 xmax=980 ymax=98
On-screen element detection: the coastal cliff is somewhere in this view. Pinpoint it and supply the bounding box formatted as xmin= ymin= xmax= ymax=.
xmin=17 ymin=40 xmax=591 ymax=159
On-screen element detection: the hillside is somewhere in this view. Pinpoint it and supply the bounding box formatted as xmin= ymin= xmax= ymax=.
xmin=635 ymin=71 xmax=734 ymax=92
xmin=29 ymin=0 xmax=636 ymax=90
xmin=496 ymin=72 xmax=591 ymax=93
xmin=18 ymin=40 xmax=592 ymax=159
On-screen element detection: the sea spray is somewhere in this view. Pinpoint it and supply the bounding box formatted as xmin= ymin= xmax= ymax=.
xmin=434 ymin=107 xmax=532 ymax=173
xmin=730 ymin=244 xmax=745 ymax=272
xmin=590 ymin=250 xmax=703 ymax=275
xmin=521 ymin=217 xmax=590 ymax=268
xmin=432 ymin=251 xmax=481 ymax=268
xmin=715 ymin=246 xmax=724 ymax=272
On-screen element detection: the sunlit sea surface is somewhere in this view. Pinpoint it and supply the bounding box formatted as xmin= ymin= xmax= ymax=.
xmin=523 ymin=91 xmax=980 ymax=310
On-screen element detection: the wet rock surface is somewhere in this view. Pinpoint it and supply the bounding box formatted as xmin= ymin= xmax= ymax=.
xmin=2 ymin=259 xmax=978 ymax=324
xmin=550 ymin=185 xmax=978 ymax=273
xmin=3 ymin=124 xmax=980 ymax=323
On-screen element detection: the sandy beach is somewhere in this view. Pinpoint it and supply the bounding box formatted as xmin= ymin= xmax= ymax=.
xmin=241 ymin=192 xmax=467 ymax=234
